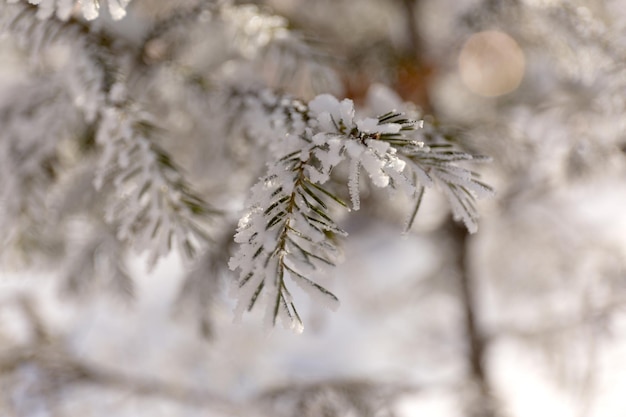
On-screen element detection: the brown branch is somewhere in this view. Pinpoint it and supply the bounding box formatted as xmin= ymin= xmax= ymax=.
xmin=0 ymin=345 xmax=239 ymax=411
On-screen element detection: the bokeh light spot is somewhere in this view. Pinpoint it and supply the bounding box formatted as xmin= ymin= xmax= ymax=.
xmin=459 ymin=30 xmax=525 ymax=97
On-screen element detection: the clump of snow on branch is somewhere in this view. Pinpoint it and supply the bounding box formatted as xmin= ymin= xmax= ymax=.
xmin=221 ymin=3 xmax=290 ymax=60
xmin=219 ymin=4 xmax=341 ymax=96
xmin=9 ymin=0 xmax=132 ymax=21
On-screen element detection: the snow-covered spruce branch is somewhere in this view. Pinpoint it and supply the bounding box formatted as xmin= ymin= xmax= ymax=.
xmin=2 ymin=1 xmax=214 ymax=267
xmin=0 ymin=79 xmax=82 ymax=254
xmin=230 ymin=93 xmax=493 ymax=330
xmin=219 ymin=3 xmax=334 ymax=67
xmin=228 ymin=142 xmax=345 ymax=332
xmin=0 ymin=1 xmax=111 ymax=120
xmin=95 ymin=103 xmax=215 ymax=267
xmin=144 ymin=2 xmax=339 ymax=96
xmin=143 ymin=2 xmax=339 ymax=99
xmin=399 ymin=120 xmax=494 ymax=234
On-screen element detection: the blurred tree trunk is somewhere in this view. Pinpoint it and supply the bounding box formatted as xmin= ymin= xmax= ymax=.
xmin=449 ymin=220 xmax=497 ymax=417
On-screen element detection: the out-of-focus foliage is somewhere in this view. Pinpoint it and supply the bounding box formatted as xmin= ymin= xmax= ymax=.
xmin=1 ymin=0 xmax=626 ymax=416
